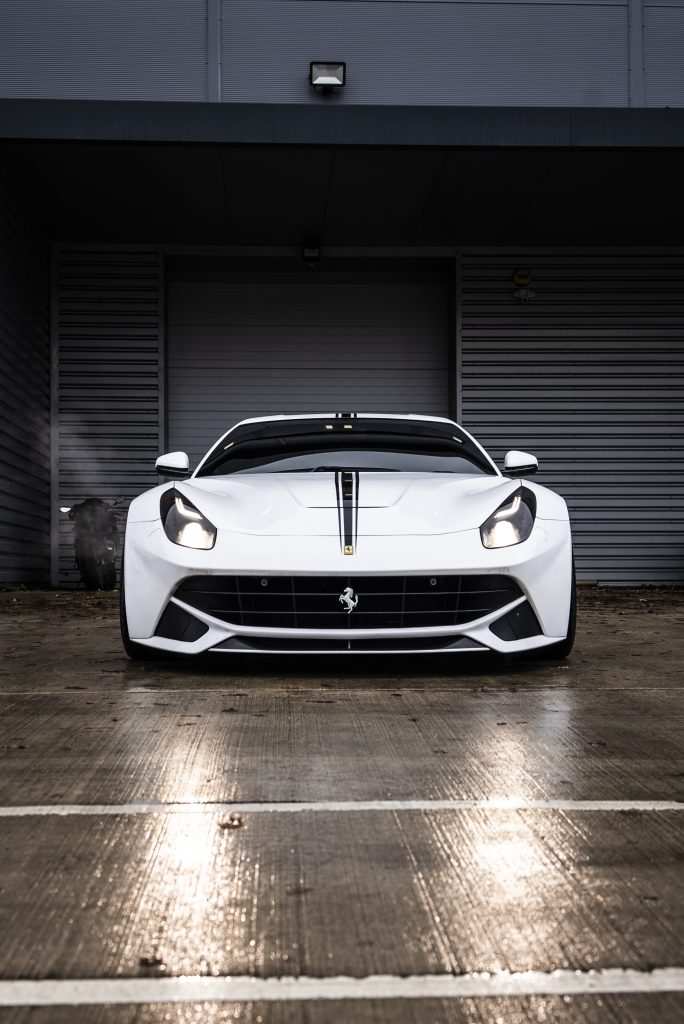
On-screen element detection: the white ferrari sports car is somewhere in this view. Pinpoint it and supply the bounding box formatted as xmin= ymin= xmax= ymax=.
xmin=120 ymin=413 xmax=575 ymax=660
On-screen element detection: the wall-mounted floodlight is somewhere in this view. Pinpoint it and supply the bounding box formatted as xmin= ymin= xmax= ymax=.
xmin=302 ymin=244 xmax=321 ymax=266
xmin=310 ymin=62 xmax=346 ymax=93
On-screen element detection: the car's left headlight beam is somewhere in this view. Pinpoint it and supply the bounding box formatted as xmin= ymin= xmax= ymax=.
xmin=480 ymin=486 xmax=536 ymax=549
xmin=161 ymin=489 xmax=216 ymax=550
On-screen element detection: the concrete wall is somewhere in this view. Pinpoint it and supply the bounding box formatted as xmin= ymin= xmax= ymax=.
xmin=0 ymin=0 xmax=680 ymax=107
xmin=0 ymin=172 xmax=51 ymax=584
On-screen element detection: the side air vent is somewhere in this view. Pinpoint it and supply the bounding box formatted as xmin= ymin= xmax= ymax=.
xmin=155 ymin=602 xmax=208 ymax=642
xmin=490 ymin=601 xmax=542 ymax=641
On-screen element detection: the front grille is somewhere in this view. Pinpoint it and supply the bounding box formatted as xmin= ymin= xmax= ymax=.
xmin=174 ymin=575 xmax=522 ymax=630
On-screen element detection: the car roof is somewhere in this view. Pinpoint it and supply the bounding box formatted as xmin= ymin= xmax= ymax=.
xmin=230 ymin=412 xmax=458 ymax=428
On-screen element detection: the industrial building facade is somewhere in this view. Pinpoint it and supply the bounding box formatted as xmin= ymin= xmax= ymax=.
xmin=0 ymin=0 xmax=683 ymax=586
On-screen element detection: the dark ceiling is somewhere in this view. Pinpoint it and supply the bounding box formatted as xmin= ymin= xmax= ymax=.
xmin=3 ymin=140 xmax=684 ymax=245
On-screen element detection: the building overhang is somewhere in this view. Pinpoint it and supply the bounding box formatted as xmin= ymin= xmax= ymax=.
xmin=1 ymin=98 xmax=684 ymax=148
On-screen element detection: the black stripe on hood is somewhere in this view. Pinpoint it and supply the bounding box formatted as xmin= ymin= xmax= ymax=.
xmin=335 ymin=470 xmax=359 ymax=555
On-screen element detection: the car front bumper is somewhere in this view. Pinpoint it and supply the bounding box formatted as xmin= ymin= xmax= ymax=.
xmin=123 ymin=518 xmax=573 ymax=656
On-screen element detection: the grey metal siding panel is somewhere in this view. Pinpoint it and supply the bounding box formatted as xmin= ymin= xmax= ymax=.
xmin=628 ymin=0 xmax=646 ymax=106
xmin=0 ymin=0 xmax=208 ymax=101
xmin=461 ymin=251 xmax=684 ymax=583
xmin=645 ymin=6 xmax=684 ymax=107
xmin=222 ymin=0 xmax=629 ymax=106
xmin=55 ymin=247 xmax=163 ymax=584
xmin=167 ymin=267 xmax=449 ymax=467
xmin=0 ymin=174 xmax=50 ymax=584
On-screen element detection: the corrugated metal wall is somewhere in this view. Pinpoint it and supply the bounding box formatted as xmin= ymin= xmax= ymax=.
xmin=0 ymin=0 xmax=681 ymax=108
xmin=0 ymin=0 xmax=208 ymax=101
xmin=644 ymin=2 xmax=684 ymax=107
xmin=0 ymin=173 xmax=50 ymax=584
xmin=461 ymin=251 xmax=684 ymax=582
xmin=166 ymin=264 xmax=450 ymax=467
xmin=222 ymin=0 xmax=629 ymax=107
xmin=54 ymin=247 xmax=163 ymax=585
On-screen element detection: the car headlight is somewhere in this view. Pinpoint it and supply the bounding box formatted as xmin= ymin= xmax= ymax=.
xmin=480 ymin=487 xmax=536 ymax=549
xmin=161 ymin=490 xmax=216 ymax=550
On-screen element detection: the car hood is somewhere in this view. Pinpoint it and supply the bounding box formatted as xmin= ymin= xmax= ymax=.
xmin=178 ymin=473 xmax=518 ymax=536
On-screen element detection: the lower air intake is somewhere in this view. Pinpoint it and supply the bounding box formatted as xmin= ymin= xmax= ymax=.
xmin=490 ymin=600 xmax=542 ymax=641
xmin=155 ymin=603 xmax=208 ymax=642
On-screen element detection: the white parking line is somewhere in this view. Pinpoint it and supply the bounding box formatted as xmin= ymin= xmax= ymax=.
xmin=0 ymin=798 xmax=682 ymax=816
xmin=2 ymin=686 xmax=684 ymax=697
xmin=2 ymin=968 xmax=684 ymax=1006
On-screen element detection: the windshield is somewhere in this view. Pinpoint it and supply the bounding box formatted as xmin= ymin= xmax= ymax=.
xmin=197 ymin=427 xmax=495 ymax=477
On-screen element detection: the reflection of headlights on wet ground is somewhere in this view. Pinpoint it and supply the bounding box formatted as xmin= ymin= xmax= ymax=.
xmin=163 ymin=814 xmax=211 ymax=870
xmin=473 ymin=830 xmax=546 ymax=897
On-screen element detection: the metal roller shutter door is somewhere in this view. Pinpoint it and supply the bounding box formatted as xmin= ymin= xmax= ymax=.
xmin=461 ymin=251 xmax=684 ymax=583
xmin=0 ymin=174 xmax=50 ymax=584
xmin=55 ymin=246 xmax=163 ymax=585
xmin=166 ymin=266 xmax=450 ymax=467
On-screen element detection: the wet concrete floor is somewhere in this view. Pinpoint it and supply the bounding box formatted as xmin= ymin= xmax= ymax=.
xmin=0 ymin=586 xmax=683 ymax=1022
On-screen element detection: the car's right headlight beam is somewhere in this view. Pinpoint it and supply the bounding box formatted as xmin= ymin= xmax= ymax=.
xmin=161 ymin=489 xmax=217 ymax=550
xmin=480 ymin=487 xmax=536 ymax=549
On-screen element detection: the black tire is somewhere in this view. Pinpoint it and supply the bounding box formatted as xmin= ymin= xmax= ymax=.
xmin=536 ymin=559 xmax=576 ymax=659
xmin=76 ymin=550 xmax=101 ymax=590
xmin=101 ymin=557 xmax=117 ymax=591
xmin=75 ymin=542 xmax=116 ymax=591
xmin=119 ymin=555 xmax=158 ymax=661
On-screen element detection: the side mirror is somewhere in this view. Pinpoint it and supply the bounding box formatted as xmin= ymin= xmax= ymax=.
xmin=155 ymin=451 xmax=190 ymax=478
xmin=504 ymin=450 xmax=538 ymax=476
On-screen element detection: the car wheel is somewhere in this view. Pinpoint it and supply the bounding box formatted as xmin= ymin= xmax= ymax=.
xmin=119 ymin=554 xmax=158 ymax=661
xmin=100 ymin=558 xmax=117 ymax=591
xmin=75 ymin=544 xmax=101 ymax=590
xmin=535 ymin=559 xmax=577 ymax=660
